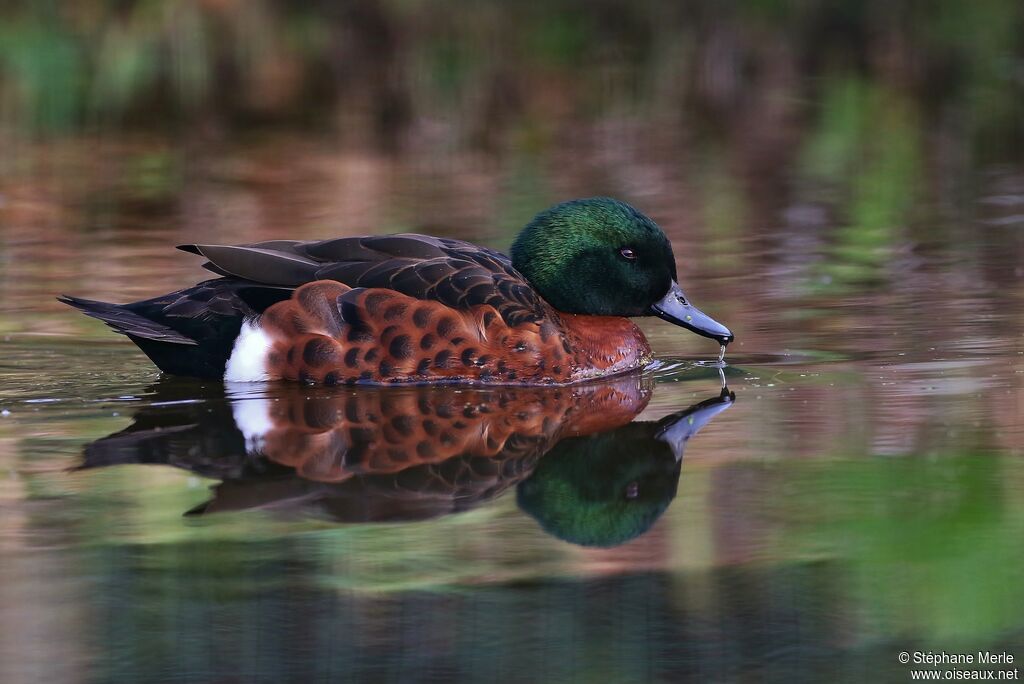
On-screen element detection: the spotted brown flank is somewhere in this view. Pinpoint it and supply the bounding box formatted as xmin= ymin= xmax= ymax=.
xmin=259 ymin=280 xmax=652 ymax=385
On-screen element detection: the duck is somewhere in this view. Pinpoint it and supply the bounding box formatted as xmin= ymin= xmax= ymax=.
xmin=60 ymin=197 xmax=733 ymax=385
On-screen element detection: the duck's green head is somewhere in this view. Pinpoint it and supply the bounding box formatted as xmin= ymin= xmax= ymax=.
xmin=510 ymin=198 xmax=733 ymax=344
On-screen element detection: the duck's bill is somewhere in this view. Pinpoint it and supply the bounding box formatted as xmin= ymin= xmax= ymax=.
xmin=649 ymin=282 xmax=734 ymax=345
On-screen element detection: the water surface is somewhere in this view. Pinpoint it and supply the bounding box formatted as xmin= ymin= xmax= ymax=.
xmin=2 ymin=97 xmax=1023 ymax=684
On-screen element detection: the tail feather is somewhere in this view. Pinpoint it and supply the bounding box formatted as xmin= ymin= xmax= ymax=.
xmin=58 ymin=279 xmax=271 ymax=378
xmin=58 ymin=295 xmax=198 ymax=345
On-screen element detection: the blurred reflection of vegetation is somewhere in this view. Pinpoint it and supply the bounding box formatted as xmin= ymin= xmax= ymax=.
xmin=1 ymin=1 xmax=1021 ymax=156
xmin=70 ymin=440 xmax=1024 ymax=653
xmin=800 ymin=78 xmax=922 ymax=290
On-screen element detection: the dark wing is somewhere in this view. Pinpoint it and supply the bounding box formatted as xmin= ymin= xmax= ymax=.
xmin=179 ymin=234 xmax=547 ymax=326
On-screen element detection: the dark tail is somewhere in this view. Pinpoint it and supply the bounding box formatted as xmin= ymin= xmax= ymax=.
xmin=58 ymin=295 xmax=198 ymax=345
xmin=59 ymin=279 xmax=291 ymax=379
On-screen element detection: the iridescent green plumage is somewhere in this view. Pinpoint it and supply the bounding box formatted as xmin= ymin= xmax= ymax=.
xmin=510 ymin=197 xmax=678 ymax=316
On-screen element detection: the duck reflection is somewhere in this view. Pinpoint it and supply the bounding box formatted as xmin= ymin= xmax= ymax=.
xmin=517 ymin=388 xmax=734 ymax=547
xmin=81 ymin=377 xmax=734 ymax=546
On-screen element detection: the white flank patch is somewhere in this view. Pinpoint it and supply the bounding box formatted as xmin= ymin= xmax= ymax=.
xmin=231 ymin=397 xmax=272 ymax=453
xmin=224 ymin=319 xmax=271 ymax=382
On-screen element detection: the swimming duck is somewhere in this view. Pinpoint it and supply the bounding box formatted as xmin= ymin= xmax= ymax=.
xmin=61 ymin=197 xmax=733 ymax=385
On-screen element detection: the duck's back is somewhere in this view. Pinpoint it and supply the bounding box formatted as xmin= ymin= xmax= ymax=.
xmin=63 ymin=234 xmax=652 ymax=384
xmin=182 ymin=234 xmax=547 ymax=326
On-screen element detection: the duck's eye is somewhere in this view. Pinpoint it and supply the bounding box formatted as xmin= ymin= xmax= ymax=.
xmin=619 ymin=247 xmax=637 ymax=261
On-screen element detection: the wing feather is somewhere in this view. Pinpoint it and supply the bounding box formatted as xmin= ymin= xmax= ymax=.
xmin=179 ymin=234 xmax=548 ymax=325
xmin=180 ymin=245 xmax=320 ymax=286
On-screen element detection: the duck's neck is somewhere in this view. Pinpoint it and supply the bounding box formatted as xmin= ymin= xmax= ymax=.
xmin=560 ymin=314 xmax=653 ymax=381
